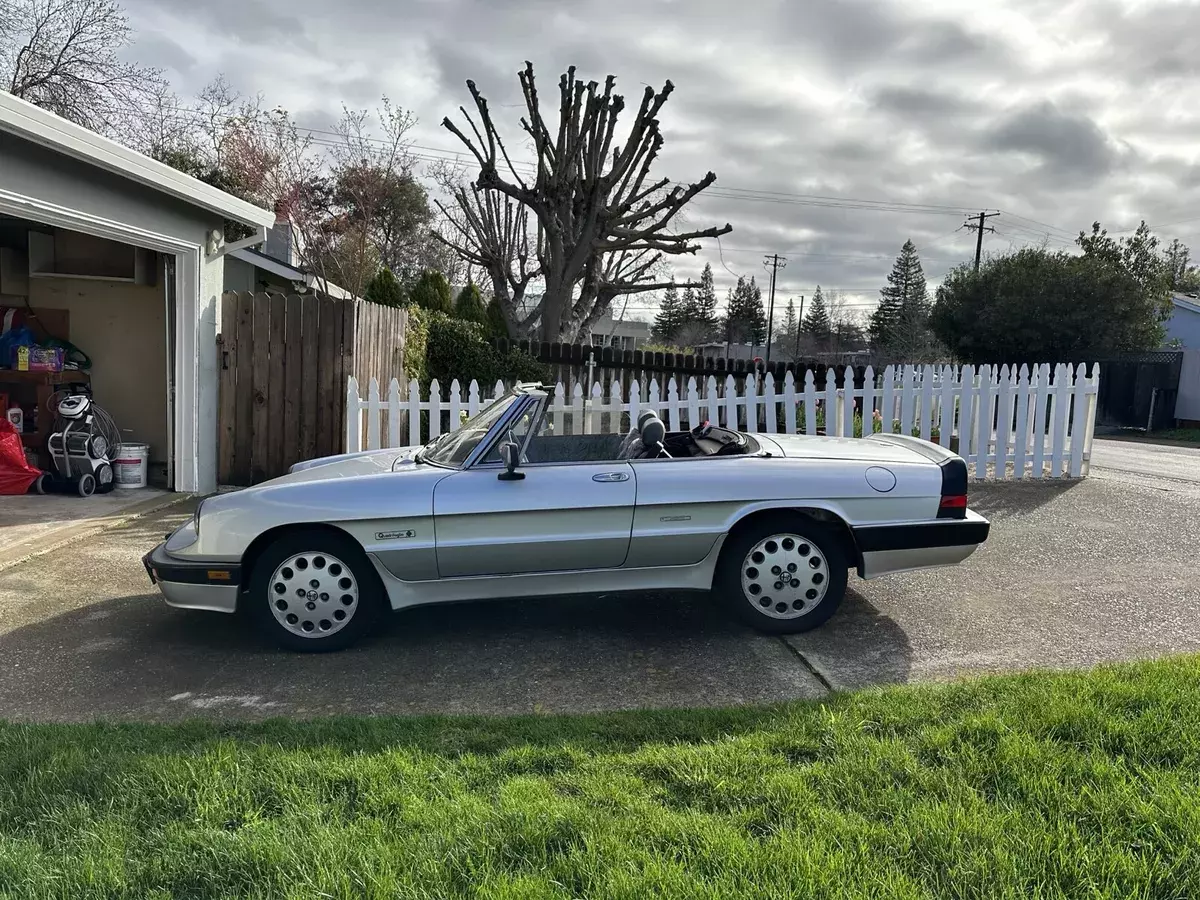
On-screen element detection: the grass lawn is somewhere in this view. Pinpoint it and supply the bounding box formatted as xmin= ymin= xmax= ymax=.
xmin=2 ymin=658 xmax=1200 ymax=899
xmin=1150 ymin=427 xmax=1200 ymax=444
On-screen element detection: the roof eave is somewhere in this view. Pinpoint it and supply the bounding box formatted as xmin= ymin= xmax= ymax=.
xmin=0 ymin=93 xmax=275 ymax=230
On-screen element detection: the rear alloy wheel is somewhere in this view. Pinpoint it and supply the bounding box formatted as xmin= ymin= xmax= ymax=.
xmin=248 ymin=529 xmax=382 ymax=652
xmin=716 ymin=517 xmax=848 ymax=634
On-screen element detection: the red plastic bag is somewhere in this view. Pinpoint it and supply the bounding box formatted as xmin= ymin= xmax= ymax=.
xmin=0 ymin=419 xmax=41 ymax=495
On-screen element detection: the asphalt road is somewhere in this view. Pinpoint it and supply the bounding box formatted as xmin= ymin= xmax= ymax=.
xmin=1089 ymin=437 xmax=1200 ymax=483
xmin=0 ymin=463 xmax=1197 ymax=722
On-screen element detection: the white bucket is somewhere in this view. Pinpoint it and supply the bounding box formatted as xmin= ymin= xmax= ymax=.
xmin=113 ymin=443 xmax=149 ymax=489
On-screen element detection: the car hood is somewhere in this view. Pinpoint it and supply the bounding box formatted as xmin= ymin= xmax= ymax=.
xmin=757 ymin=433 xmax=934 ymax=464
xmin=266 ymin=445 xmax=424 ymax=485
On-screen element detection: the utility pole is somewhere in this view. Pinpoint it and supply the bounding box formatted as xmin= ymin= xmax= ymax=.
xmin=794 ymin=295 xmax=804 ymax=360
xmin=763 ymin=254 xmax=787 ymax=366
xmin=964 ymin=211 xmax=1000 ymax=271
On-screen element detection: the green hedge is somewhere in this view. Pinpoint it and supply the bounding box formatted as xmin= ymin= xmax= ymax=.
xmin=423 ymin=312 xmax=548 ymax=394
xmin=402 ymin=306 xmax=429 ymax=387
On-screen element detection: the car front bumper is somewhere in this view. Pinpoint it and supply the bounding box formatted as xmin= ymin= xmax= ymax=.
xmin=143 ymin=542 xmax=242 ymax=614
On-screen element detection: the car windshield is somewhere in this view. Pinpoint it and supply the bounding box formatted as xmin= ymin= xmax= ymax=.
xmin=419 ymin=392 xmax=519 ymax=468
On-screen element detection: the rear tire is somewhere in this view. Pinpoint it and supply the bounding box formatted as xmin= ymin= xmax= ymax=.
xmin=714 ymin=514 xmax=848 ymax=634
xmin=76 ymin=473 xmax=95 ymax=498
xmin=247 ymin=528 xmax=384 ymax=652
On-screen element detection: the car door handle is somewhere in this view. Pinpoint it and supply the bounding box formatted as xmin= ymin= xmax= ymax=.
xmin=592 ymin=472 xmax=629 ymax=483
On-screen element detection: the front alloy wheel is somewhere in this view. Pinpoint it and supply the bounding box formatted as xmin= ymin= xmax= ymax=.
xmin=268 ymin=551 xmax=360 ymax=639
xmin=249 ymin=529 xmax=382 ymax=652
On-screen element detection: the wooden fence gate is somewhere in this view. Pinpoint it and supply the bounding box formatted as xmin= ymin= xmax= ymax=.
xmin=218 ymin=291 xmax=405 ymax=485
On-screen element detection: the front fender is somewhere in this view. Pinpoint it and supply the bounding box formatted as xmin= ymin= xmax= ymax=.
xmin=175 ymin=466 xmax=450 ymax=561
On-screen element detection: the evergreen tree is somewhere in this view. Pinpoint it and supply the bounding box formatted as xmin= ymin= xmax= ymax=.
xmin=746 ymin=276 xmax=767 ymax=345
xmin=680 ymin=263 xmax=718 ymax=337
xmin=870 ymin=240 xmax=928 ymax=354
xmin=779 ymin=298 xmax=798 ymax=356
xmin=722 ymin=276 xmax=768 ymax=345
xmin=802 ymin=285 xmax=831 ymax=339
xmin=364 ymin=267 xmax=405 ymax=307
xmin=484 ymin=295 xmax=510 ymax=340
xmin=652 ymin=281 xmax=685 ymax=343
xmin=409 ymin=269 xmax=453 ymax=313
xmin=453 ymin=282 xmax=487 ymax=323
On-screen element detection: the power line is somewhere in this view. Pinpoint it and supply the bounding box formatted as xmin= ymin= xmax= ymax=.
xmin=996 ymin=210 xmax=1076 ymax=240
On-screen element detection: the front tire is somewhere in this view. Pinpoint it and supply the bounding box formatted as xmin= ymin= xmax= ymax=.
xmin=247 ymin=529 xmax=383 ymax=652
xmin=715 ymin=515 xmax=848 ymax=634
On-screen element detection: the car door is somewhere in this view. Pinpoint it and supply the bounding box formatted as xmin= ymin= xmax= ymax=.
xmin=432 ymin=459 xmax=637 ymax=577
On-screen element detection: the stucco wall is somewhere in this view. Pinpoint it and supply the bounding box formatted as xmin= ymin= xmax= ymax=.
xmin=0 ymin=133 xmax=219 ymax=246
xmin=20 ymin=277 xmax=169 ymax=468
xmin=223 ymin=256 xmax=293 ymax=296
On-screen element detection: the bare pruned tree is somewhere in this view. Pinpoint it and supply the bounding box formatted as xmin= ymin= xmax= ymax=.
xmin=574 ymin=247 xmax=678 ymax=339
xmin=433 ymin=178 xmax=542 ymax=335
xmin=2 ymin=0 xmax=169 ymax=140
xmin=441 ymin=61 xmax=731 ymax=341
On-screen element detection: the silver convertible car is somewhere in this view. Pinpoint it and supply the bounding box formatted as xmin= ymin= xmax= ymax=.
xmin=145 ymin=383 xmax=990 ymax=651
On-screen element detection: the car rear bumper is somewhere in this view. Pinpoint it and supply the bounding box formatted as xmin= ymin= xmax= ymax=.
xmin=143 ymin=543 xmax=241 ymax=614
xmin=853 ymin=510 xmax=990 ymax=578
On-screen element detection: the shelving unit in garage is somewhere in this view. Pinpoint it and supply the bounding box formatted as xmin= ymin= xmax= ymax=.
xmin=0 ymin=306 xmax=89 ymax=466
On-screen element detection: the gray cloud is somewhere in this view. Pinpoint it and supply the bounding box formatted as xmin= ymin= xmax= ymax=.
xmin=112 ymin=0 xmax=1200 ymax=316
xmin=986 ymin=101 xmax=1120 ymax=182
xmin=869 ymin=86 xmax=974 ymax=119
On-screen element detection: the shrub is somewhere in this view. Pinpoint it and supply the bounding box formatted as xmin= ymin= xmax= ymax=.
xmin=402 ymin=306 xmax=429 ymax=387
xmin=424 ymin=313 xmax=550 ymax=393
xmin=640 ymin=342 xmax=697 ymax=356
xmin=364 ymin=267 xmax=405 ymax=307
xmin=484 ymin=296 xmax=509 ymax=341
xmin=453 ymin=282 xmax=487 ymax=324
xmin=409 ymin=270 xmax=453 ymax=313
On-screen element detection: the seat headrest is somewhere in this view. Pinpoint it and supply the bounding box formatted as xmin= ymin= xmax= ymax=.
xmin=640 ymin=411 xmax=665 ymax=447
xmin=636 ymin=409 xmax=659 ymax=429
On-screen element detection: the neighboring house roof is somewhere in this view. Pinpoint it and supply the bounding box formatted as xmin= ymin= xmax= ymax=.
xmin=1172 ymin=294 xmax=1200 ymax=316
xmin=229 ymin=247 xmax=355 ymax=300
xmin=0 ymin=92 xmax=274 ymax=230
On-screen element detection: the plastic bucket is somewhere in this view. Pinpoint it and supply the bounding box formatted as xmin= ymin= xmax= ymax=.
xmin=113 ymin=443 xmax=149 ymax=489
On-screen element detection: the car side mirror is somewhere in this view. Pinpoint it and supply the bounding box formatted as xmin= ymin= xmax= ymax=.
xmin=497 ymin=441 xmax=525 ymax=481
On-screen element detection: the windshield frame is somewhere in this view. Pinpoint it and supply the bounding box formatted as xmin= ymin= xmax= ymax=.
xmin=417 ymin=389 xmax=544 ymax=470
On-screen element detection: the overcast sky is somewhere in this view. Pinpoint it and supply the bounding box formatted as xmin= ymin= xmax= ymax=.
xmin=121 ymin=0 xmax=1200 ymax=320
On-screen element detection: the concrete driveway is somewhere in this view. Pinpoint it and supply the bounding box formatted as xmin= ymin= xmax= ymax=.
xmin=0 ymin=453 xmax=1196 ymax=722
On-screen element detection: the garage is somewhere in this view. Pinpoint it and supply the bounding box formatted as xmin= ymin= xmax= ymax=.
xmin=0 ymin=92 xmax=274 ymax=494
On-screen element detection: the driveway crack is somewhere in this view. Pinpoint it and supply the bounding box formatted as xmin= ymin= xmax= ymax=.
xmin=778 ymin=637 xmax=833 ymax=693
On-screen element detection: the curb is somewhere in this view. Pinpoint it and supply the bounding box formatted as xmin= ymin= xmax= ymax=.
xmin=0 ymin=493 xmax=190 ymax=573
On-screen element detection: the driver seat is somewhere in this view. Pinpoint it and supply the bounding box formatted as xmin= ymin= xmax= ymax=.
xmin=617 ymin=410 xmax=667 ymax=460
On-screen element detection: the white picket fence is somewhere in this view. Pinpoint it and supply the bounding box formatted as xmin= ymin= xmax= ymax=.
xmin=346 ymin=363 xmax=1101 ymax=480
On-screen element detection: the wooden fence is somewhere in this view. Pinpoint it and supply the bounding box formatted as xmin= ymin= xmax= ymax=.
xmin=218 ymin=292 xmax=405 ymax=485
xmin=346 ymin=362 xmax=1101 ymax=480
xmin=494 ymin=338 xmax=852 ymax=398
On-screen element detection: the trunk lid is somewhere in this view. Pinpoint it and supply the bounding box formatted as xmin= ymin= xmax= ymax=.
xmin=758 ymin=433 xmax=936 ymax=464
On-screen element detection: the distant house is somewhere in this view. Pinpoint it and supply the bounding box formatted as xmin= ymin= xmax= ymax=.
xmin=1166 ymin=294 xmax=1200 ymax=349
xmin=223 ymin=216 xmax=354 ymax=300
xmin=586 ymin=314 xmax=652 ymax=351
xmin=696 ymin=341 xmax=767 ymax=363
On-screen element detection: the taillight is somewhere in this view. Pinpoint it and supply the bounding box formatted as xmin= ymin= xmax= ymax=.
xmin=938 ymin=458 xmax=968 ymax=519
